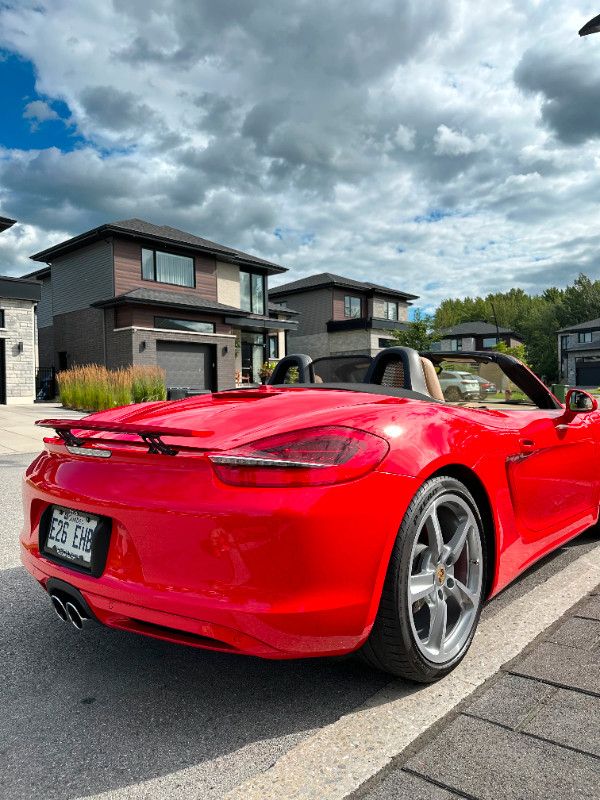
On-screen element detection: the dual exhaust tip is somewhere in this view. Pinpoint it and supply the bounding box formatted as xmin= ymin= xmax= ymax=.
xmin=50 ymin=593 xmax=90 ymax=630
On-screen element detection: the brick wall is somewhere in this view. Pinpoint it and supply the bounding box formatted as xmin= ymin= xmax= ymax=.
xmin=53 ymin=308 xmax=106 ymax=368
xmin=0 ymin=297 xmax=37 ymax=403
xmin=105 ymin=308 xmax=235 ymax=391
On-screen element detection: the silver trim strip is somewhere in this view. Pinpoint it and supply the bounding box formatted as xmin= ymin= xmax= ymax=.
xmin=209 ymin=455 xmax=328 ymax=469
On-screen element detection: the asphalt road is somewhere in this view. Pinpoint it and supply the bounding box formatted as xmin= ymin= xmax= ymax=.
xmin=1 ymin=451 xmax=598 ymax=800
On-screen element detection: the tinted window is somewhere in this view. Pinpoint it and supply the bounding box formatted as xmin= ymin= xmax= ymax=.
xmin=154 ymin=317 xmax=215 ymax=333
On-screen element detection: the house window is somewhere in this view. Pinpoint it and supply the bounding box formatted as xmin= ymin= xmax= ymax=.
xmin=154 ymin=317 xmax=215 ymax=333
xmin=384 ymin=301 xmax=398 ymax=321
xmin=344 ymin=296 xmax=361 ymax=318
xmin=561 ymin=335 xmax=569 ymax=351
xmin=378 ymin=338 xmax=393 ymax=348
xmin=578 ymin=331 xmax=592 ymax=343
xmin=450 ymin=339 xmax=463 ymax=351
xmin=278 ymin=300 xmax=287 ymax=308
xmin=268 ymin=335 xmax=279 ymax=359
xmin=0 ymin=309 xmax=4 ymax=327
xmin=240 ymin=271 xmax=265 ymax=315
xmin=142 ymin=248 xmax=195 ymax=288
xmin=482 ymin=337 xmax=498 ymax=348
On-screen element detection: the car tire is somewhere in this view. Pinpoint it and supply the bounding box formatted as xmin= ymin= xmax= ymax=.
xmin=358 ymin=476 xmax=486 ymax=682
xmin=444 ymin=386 xmax=461 ymax=402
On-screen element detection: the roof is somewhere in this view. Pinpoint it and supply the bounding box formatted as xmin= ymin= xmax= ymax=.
xmin=439 ymin=321 xmax=518 ymax=337
xmin=557 ymin=318 xmax=600 ymax=333
xmin=92 ymin=287 xmax=250 ymax=316
xmin=29 ymin=218 xmax=288 ymax=275
xmin=268 ymin=301 xmax=300 ymax=316
xmin=269 ymin=272 xmax=418 ymax=301
xmin=0 ymin=216 xmax=16 ymax=234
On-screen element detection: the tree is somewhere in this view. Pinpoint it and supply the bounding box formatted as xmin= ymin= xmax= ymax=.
xmin=390 ymin=310 xmax=441 ymax=351
xmin=431 ymin=273 xmax=600 ymax=382
xmin=492 ymin=340 xmax=529 ymax=366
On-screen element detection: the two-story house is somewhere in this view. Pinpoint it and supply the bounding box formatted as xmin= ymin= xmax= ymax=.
xmin=557 ymin=318 xmax=600 ymax=386
xmin=433 ymin=321 xmax=523 ymax=353
xmin=26 ymin=219 xmax=297 ymax=392
xmin=0 ymin=216 xmax=41 ymax=404
xmin=269 ymin=273 xmax=418 ymax=359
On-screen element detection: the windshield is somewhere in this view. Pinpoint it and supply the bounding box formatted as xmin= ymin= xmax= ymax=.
xmin=431 ymin=357 xmax=537 ymax=407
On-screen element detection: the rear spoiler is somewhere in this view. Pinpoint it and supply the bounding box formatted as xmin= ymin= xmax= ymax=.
xmin=36 ymin=418 xmax=212 ymax=456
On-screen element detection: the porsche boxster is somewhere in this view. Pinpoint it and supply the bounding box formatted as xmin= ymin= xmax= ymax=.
xmin=20 ymin=346 xmax=599 ymax=682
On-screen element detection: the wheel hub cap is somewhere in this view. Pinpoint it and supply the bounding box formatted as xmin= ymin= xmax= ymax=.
xmin=436 ymin=566 xmax=445 ymax=584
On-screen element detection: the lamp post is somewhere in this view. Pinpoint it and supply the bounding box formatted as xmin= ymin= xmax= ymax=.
xmin=579 ymin=14 xmax=600 ymax=36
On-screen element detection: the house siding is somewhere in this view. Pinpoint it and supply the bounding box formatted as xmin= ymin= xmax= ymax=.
xmin=36 ymin=275 xmax=53 ymax=328
xmin=113 ymin=237 xmax=218 ymax=300
xmin=51 ymin=240 xmax=114 ymax=314
xmin=276 ymin=288 xmax=332 ymax=336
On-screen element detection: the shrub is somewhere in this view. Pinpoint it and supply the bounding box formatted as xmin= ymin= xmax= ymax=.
xmin=57 ymin=364 xmax=167 ymax=412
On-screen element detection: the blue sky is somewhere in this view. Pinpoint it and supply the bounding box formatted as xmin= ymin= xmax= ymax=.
xmin=0 ymin=53 xmax=80 ymax=152
xmin=1 ymin=1 xmax=600 ymax=316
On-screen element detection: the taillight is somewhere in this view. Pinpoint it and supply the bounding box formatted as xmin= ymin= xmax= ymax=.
xmin=208 ymin=426 xmax=389 ymax=487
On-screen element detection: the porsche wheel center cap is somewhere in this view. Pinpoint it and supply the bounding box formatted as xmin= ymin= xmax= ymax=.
xmin=437 ymin=566 xmax=445 ymax=584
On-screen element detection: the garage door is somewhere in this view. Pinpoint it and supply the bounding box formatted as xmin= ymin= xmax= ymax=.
xmin=156 ymin=341 xmax=216 ymax=393
xmin=576 ymin=361 xmax=600 ymax=387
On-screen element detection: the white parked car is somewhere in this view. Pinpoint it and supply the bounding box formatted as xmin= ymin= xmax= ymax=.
xmin=438 ymin=370 xmax=480 ymax=401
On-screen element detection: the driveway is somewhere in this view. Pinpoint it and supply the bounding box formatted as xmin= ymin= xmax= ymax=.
xmin=0 ymin=403 xmax=86 ymax=454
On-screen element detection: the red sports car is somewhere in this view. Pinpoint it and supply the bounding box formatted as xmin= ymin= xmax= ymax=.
xmin=20 ymin=347 xmax=599 ymax=682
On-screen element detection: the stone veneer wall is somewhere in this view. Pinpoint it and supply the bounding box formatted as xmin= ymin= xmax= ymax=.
xmin=1 ymin=297 xmax=37 ymax=403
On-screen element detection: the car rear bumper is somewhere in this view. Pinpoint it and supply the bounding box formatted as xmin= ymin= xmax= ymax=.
xmin=21 ymin=449 xmax=419 ymax=657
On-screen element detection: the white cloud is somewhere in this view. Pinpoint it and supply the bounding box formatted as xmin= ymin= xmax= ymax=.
xmin=433 ymin=124 xmax=489 ymax=156
xmin=393 ymin=124 xmax=416 ymax=151
xmin=23 ymin=100 xmax=59 ymax=127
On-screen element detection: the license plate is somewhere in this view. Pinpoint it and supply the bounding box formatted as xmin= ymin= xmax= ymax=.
xmin=44 ymin=506 xmax=100 ymax=569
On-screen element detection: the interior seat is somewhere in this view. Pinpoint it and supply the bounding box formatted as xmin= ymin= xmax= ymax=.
xmin=419 ymin=356 xmax=445 ymax=401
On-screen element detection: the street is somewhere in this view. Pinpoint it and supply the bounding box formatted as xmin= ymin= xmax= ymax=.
xmin=2 ymin=450 xmax=599 ymax=800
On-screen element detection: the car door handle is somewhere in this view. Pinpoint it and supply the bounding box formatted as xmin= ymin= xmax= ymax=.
xmin=519 ymin=438 xmax=537 ymax=453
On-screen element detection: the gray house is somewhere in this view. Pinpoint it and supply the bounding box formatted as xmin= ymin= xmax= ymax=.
xmin=26 ymin=219 xmax=297 ymax=391
xmin=269 ymin=273 xmax=417 ymax=359
xmin=433 ymin=321 xmax=523 ymax=353
xmin=557 ymin=318 xmax=600 ymax=386
xmin=0 ymin=217 xmax=41 ymax=404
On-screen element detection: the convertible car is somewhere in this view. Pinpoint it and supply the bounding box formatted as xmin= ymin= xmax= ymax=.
xmin=20 ymin=347 xmax=599 ymax=682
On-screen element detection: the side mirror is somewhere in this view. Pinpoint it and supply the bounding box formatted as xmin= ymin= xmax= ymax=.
xmin=565 ymin=389 xmax=598 ymax=413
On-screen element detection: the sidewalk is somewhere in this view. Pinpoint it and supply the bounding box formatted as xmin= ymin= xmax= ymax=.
xmin=0 ymin=403 xmax=86 ymax=454
xmin=361 ymin=586 xmax=600 ymax=800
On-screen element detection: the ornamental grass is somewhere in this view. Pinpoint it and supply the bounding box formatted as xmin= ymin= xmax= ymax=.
xmin=57 ymin=364 xmax=167 ymax=412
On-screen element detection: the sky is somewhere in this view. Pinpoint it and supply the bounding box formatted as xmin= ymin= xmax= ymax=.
xmin=1 ymin=1 xmax=600 ymax=314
